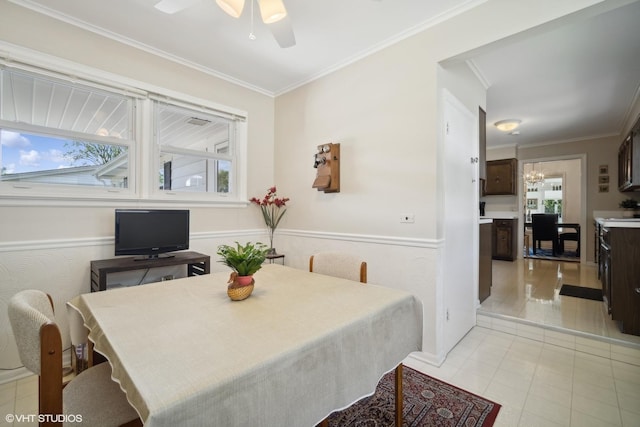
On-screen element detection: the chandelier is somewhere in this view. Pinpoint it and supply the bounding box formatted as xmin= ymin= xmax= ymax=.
xmin=524 ymin=164 xmax=544 ymax=185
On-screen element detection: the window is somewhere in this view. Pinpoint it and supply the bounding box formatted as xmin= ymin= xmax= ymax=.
xmin=0 ymin=67 xmax=134 ymax=195
xmin=154 ymin=102 xmax=236 ymax=198
xmin=0 ymin=54 xmax=248 ymax=204
xmin=526 ymin=176 xmax=564 ymax=220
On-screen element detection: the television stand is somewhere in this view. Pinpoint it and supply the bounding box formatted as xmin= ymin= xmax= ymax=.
xmin=134 ymin=254 xmax=175 ymax=261
xmin=91 ymin=251 xmax=210 ymax=292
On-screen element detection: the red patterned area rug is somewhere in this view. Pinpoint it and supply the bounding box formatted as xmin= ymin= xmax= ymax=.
xmin=326 ymin=365 xmax=501 ymax=427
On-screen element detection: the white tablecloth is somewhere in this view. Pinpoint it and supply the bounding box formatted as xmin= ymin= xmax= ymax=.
xmin=69 ymin=264 xmax=423 ymax=427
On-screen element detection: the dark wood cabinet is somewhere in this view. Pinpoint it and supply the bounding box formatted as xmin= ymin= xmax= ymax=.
xmin=492 ymin=218 xmax=517 ymax=261
xmin=479 ymin=222 xmax=493 ymax=302
xmin=604 ymin=227 xmax=640 ymax=335
xmin=618 ymin=116 xmax=640 ymax=192
xmin=484 ymin=158 xmax=517 ymax=195
xmin=90 ymin=251 xmax=210 ymax=292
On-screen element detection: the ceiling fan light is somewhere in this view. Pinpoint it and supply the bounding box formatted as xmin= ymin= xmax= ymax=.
xmin=258 ymin=0 xmax=287 ymax=24
xmin=216 ymin=0 xmax=245 ymax=18
xmin=494 ymin=119 xmax=521 ymax=132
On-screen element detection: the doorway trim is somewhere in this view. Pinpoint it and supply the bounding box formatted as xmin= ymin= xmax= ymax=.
xmin=519 ymin=154 xmax=587 ymax=264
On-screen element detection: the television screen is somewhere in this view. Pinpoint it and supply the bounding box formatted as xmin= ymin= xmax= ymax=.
xmin=115 ymin=209 xmax=189 ymax=258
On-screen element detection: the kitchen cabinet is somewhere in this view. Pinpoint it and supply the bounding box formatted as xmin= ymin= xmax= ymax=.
xmin=479 ymin=221 xmax=492 ymax=302
xmin=484 ymin=158 xmax=517 ymax=195
xmin=600 ymin=226 xmax=640 ymax=335
xmin=492 ymin=218 xmax=517 ymax=261
xmin=618 ymin=116 xmax=640 ymax=191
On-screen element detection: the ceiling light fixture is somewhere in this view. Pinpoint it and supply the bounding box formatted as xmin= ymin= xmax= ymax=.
xmin=216 ymin=0 xmax=287 ymax=23
xmin=215 ymin=0 xmax=245 ymax=18
xmin=524 ymin=163 xmax=544 ymax=185
xmin=258 ymin=0 xmax=287 ymax=23
xmin=494 ymin=119 xmax=521 ymax=132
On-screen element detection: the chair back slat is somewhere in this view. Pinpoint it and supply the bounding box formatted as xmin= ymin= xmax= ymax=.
xmin=8 ymin=290 xmax=55 ymax=374
xmin=39 ymin=323 xmax=64 ymax=421
xmin=310 ymin=252 xmax=367 ymax=283
xmin=9 ymin=290 xmax=64 ymax=423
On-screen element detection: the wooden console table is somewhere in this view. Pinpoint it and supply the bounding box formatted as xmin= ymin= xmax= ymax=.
xmin=90 ymin=251 xmax=210 ymax=292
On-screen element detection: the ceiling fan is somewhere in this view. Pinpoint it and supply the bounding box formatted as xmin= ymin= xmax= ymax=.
xmin=154 ymin=0 xmax=296 ymax=48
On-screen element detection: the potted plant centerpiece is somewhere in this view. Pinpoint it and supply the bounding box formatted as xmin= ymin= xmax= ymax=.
xmin=217 ymin=241 xmax=269 ymax=300
xmin=620 ymin=198 xmax=639 ymax=217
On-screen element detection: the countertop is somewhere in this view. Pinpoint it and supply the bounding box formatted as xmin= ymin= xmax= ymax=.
xmin=479 ymin=218 xmax=493 ymax=224
xmin=483 ymin=211 xmax=519 ymax=220
xmin=595 ymin=217 xmax=640 ymax=228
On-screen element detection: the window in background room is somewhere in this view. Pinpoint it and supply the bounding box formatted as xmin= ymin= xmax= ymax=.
xmin=0 ymin=67 xmax=135 ymax=195
xmin=155 ymin=102 xmax=235 ymax=198
xmin=526 ymin=175 xmax=564 ymax=220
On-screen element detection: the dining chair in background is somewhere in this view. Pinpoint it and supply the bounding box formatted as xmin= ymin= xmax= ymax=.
xmin=531 ymin=213 xmax=560 ymax=255
xmin=559 ymin=230 xmax=580 ymax=256
xmin=309 ymin=252 xmax=367 ymax=283
xmin=8 ymin=290 xmax=140 ymax=427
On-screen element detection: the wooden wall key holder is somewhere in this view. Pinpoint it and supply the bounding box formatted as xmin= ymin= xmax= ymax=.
xmin=312 ymin=143 xmax=340 ymax=193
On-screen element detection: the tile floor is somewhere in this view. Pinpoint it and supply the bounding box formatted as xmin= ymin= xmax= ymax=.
xmin=3 ymin=329 xmax=639 ymax=427
xmin=405 ymin=325 xmax=640 ymax=427
xmin=0 ymin=375 xmax=37 ymax=427
xmin=480 ymin=258 xmax=640 ymax=348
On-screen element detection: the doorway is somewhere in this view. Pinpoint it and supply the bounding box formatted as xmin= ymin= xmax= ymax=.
xmin=520 ymin=157 xmax=585 ymax=262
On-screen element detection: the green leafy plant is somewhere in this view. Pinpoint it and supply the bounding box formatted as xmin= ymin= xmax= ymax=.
xmin=217 ymin=241 xmax=269 ymax=276
xmin=620 ymin=198 xmax=639 ymax=209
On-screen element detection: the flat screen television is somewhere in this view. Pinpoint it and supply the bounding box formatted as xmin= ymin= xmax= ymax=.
xmin=115 ymin=209 xmax=189 ymax=259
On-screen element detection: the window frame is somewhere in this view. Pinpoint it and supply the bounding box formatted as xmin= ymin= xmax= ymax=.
xmin=0 ymin=48 xmax=249 ymax=207
xmin=150 ymin=99 xmax=242 ymax=202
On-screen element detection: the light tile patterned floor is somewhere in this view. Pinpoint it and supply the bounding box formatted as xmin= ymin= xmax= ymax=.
xmin=0 ymin=375 xmax=37 ymax=427
xmin=480 ymin=258 xmax=640 ymax=347
xmin=405 ymin=326 xmax=640 ymax=427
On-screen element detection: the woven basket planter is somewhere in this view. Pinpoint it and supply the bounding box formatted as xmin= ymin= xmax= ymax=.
xmin=227 ymin=274 xmax=255 ymax=301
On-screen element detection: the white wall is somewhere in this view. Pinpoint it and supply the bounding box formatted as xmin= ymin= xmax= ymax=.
xmin=0 ymin=2 xmax=275 ymax=376
xmin=274 ymin=0 xmax=609 ymax=363
xmin=0 ymin=0 xmax=614 ymax=378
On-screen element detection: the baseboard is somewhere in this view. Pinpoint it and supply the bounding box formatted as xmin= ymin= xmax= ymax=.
xmin=405 ymin=350 xmax=446 ymax=368
xmin=0 ymin=367 xmax=31 ymax=385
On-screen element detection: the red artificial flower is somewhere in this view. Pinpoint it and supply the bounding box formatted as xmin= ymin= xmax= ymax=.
xmin=250 ymin=187 xmax=290 ymax=248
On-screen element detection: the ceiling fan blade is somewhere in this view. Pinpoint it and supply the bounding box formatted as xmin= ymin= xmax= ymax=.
xmin=268 ymin=15 xmax=296 ymax=48
xmin=154 ymin=0 xmax=199 ymax=14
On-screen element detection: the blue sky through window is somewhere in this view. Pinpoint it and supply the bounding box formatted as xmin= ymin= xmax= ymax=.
xmin=1 ymin=130 xmax=87 ymax=174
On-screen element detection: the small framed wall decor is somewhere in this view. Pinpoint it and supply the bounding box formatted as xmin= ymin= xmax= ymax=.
xmin=599 ymin=165 xmax=609 ymax=175
xmin=598 ymin=175 xmax=609 ymax=184
xmin=599 ymin=184 xmax=609 ymax=193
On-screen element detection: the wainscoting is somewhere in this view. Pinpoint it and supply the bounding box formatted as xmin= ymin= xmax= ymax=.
xmin=0 ymin=229 xmax=444 ymax=383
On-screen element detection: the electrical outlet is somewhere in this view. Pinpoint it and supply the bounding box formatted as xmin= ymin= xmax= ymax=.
xmin=400 ymin=214 xmax=415 ymax=223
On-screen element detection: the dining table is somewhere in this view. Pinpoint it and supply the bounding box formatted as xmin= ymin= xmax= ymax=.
xmin=68 ymin=263 xmax=423 ymax=427
xmin=524 ymin=221 xmax=581 ymax=256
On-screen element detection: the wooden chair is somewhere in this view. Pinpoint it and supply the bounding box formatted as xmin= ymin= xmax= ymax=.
xmin=531 ymin=213 xmax=559 ymax=255
xmin=8 ymin=290 xmax=140 ymax=427
xmin=309 ymin=252 xmax=367 ymax=283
